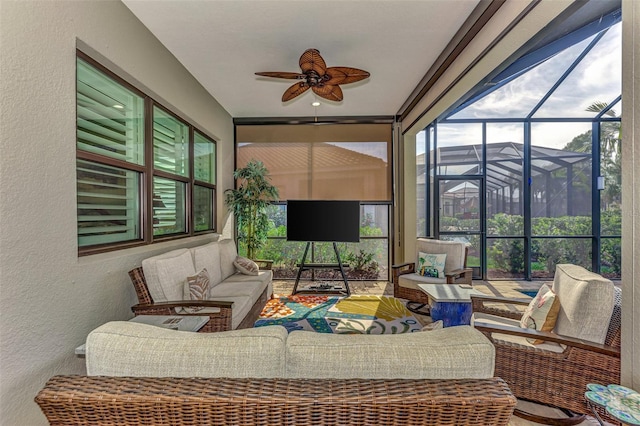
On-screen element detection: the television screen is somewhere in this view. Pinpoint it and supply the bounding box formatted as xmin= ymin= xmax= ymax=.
xmin=286 ymin=200 xmax=360 ymax=243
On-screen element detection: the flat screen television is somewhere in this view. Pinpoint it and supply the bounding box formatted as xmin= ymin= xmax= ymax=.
xmin=286 ymin=200 xmax=360 ymax=243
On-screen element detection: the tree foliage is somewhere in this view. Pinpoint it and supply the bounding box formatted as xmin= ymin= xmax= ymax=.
xmin=224 ymin=160 xmax=279 ymax=259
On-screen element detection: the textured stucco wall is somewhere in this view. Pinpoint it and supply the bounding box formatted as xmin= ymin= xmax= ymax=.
xmin=621 ymin=0 xmax=639 ymax=390
xmin=0 ymin=1 xmax=233 ymax=424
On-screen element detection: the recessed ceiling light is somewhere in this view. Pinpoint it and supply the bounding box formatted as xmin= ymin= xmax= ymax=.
xmin=113 ymin=104 xmax=124 ymax=109
xmin=311 ymin=101 xmax=321 ymax=107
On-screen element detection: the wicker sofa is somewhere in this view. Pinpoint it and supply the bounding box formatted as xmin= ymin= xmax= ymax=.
xmin=36 ymin=321 xmax=517 ymax=425
xmin=129 ymin=239 xmax=272 ymax=332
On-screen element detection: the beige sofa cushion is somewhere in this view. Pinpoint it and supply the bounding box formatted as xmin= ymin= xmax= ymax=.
xmin=218 ymin=239 xmax=238 ymax=280
xmin=285 ymin=325 xmax=494 ymax=379
xmin=141 ymin=249 xmax=196 ymax=303
xmin=552 ymin=264 xmax=614 ymax=344
xmin=191 ymin=242 xmax=224 ymax=288
xmin=86 ymin=322 xmax=287 ymax=378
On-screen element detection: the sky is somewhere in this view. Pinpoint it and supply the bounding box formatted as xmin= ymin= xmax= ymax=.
xmin=417 ymin=22 xmax=621 ymax=155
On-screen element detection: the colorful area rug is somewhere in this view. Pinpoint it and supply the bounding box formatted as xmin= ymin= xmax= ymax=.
xmin=254 ymin=295 xmax=422 ymax=334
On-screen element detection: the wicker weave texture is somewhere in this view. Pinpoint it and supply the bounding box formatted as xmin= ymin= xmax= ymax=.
xmin=494 ymin=342 xmax=621 ymax=419
xmin=36 ymin=376 xmax=516 ymax=426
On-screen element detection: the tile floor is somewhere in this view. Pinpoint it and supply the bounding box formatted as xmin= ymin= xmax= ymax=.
xmin=272 ymin=279 xmax=612 ymax=426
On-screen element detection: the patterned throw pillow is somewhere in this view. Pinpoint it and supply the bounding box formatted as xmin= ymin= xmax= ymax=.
xmin=519 ymin=284 xmax=561 ymax=344
xmin=187 ymin=268 xmax=210 ymax=301
xmin=233 ymin=256 xmax=259 ymax=275
xmin=417 ymin=252 xmax=447 ymax=278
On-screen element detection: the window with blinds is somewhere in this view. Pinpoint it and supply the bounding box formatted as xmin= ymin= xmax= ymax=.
xmin=76 ymin=54 xmax=217 ymax=254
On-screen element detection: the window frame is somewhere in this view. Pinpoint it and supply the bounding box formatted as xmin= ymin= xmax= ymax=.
xmin=76 ymin=51 xmax=217 ymax=256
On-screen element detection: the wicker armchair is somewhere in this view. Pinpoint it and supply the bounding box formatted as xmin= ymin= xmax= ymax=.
xmin=129 ymin=260 xmax=273 ymax=332
xmin=471 ymin=265 xmax=621 ymax=425
xmin=393 ymin=238 xmax=472 ymax=313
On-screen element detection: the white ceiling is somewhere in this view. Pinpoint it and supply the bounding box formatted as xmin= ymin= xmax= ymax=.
xmin=122 ymin=0 xmax=480 ymax=118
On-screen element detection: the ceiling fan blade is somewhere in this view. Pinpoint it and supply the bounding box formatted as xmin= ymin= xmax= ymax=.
xmin=312 ymin=85 xmax=343 ymax=102
xmin=255 ymin=72 xmax=305 ymax=80
xmin=299 ymin=48 xmax=327 ymax=76
xmin=282 ymin=82 xmax=310 ymax=102
xmin=324 ymin=67 xmax=370 ymax=85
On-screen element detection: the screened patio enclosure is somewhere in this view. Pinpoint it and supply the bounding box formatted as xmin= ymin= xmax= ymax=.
xmin=417 ymin=11 xmax=622 ymax=280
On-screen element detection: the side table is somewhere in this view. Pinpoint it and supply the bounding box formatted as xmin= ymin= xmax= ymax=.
xmin=585 ymin=383 xmax=640 ymax=425
xmin=75 ymin=315 xmax=209 ymax=356
xmin=416 ymin=283 xmax=483 ymax=327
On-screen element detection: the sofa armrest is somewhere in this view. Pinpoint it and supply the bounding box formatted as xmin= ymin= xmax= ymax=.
xmin=473 ymin=322 xmax=621 ymax=357
xmin=391 ymin=262 xmax=415 ymax=276
xmin=471 ymin=294 xmax=529 ymax=320
xmin=132 ymin=300 xmax=234 ymax=313
xmin=253 ymin=259 xmax=273 ymax=270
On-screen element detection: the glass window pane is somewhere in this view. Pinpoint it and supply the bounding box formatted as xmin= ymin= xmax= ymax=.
xmin=77 ymin=159 xmax=140 ymax=246
xmin=194 ymin=131 xmax=216 ymax=184
xmin=487 ymin=238 xmax=525 ymax=279
xmin=194 ymin=185 xmax=213 ymax=232
xmin=532 ymin=238 xmax=592 ymax=278
xmin=153 ymin=177 xmax=186 ymax=236
xmin=76 ymin=59 xmax=144 ymax=165
xmin=531 ymin=123 xmax=592 ymax=233
xmin=600 ymin=120 xmax=622 ymax=235
xmin=600 ymin=237 xmax=621 ymax=279
xmin=449 ymin=35 xmax=593 ymax=119
xmin=436 ymin=123 xmax=482 ymax=175
xmin=153 ymin=107 xmax=189 ymax=177
xmin=416 ymin=130 xmax=427 ymax=237
xmin=534 ymin=23 xmax=621 ymax=118
xmin=438 ymin=179 xmax=480 ymax=232
xmin=486 ymin=123 xmax=524 ymax=234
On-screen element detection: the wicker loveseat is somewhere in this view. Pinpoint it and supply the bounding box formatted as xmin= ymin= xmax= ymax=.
xmin=129 ymin=239 xmax=273 ymax=332
xmin=36 ymin=321 xmax=517 ymax=425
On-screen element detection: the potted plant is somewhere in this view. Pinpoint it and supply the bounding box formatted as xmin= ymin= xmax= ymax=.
xmin=225 ymin=160 xmax=279 ymax=260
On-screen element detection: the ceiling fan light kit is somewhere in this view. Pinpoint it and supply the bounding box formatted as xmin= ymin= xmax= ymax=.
xmin=256 ymin=48 xmax=370 ymax=102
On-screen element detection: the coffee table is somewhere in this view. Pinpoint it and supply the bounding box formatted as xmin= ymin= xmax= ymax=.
xmin=75 ymin=315 xmax=209 ymax=356
xmin=417 ymin=284 xmax=483 ymax=327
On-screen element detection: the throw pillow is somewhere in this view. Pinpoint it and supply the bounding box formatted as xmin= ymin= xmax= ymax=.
xmin=519 ymin=284 xmax=561 ymax=344
xmin=187 ymin=268 xmax=210 ymax=301
xmin=234 ymin=256 xmax=259 ymax=275
xmin=417 ymin=252 xmax=447 ymax=278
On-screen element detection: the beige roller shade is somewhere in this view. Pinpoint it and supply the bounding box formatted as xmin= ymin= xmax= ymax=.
xmin=236 ymin=124 xmax=392 ymax=201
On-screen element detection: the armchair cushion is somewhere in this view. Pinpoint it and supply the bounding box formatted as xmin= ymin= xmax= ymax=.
xmin=552 ymin=264 xmax=614 ymax=344
xmin=191 ymin=242 xmax=223 ymax=288
xmin=417 ymin=252 xmax=447 ymax=278
xmin=472 ymin=313 xmax=565 ymax=353
xmin=142 ymin=249 xmax=196 ymax=303
xmin=519 ymin=284 xmax=560 ymax=344
xmin=416 ymin=238 xmax=465 ymax=272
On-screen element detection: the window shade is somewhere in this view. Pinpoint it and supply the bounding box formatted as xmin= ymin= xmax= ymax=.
xmin=153 ymin=107 xmax=189 ymax=177
xmin=236 ymin=124 xmax=392 ymax=201
xmin=76 ymin=160 xmax=140 ymax=246
xmin=76 ymin=59 xmax=144 ymax=165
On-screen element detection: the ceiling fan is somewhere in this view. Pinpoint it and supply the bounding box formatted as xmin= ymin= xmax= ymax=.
xmin=255 ymin=48 xmax=370 ymax=102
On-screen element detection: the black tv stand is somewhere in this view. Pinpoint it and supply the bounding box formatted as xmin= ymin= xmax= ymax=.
xmin=291 ymin=242 xmax=350 ymax=296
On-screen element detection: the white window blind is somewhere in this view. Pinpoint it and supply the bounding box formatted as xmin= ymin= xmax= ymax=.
xmin=76 ymin=160 xmax=139 ymax=246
